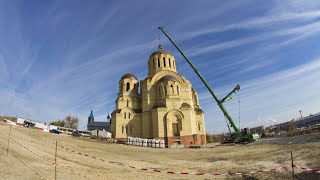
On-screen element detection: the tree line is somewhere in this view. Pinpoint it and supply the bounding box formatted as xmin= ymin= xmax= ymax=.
xmin=50 ymin=115 xmax=79 ymax=129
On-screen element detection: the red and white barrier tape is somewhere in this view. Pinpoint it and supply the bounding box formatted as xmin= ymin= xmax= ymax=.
xmin=17 ymin=130 xmax=320 ymax=176
xmin=11 ymin=138 xmax=55 ymax=165
xmin=292 ymin=164 xmax=320 ymax=173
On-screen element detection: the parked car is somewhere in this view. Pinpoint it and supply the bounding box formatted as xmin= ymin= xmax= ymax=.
xmin=49 ymin=129 xmax=61 ymax=134
xmin=71 ymin=130 xmax=81 ymax=137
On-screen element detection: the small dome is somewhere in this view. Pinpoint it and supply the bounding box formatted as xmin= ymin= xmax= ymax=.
xmin=150 ymin=49 xmax=173 ymax=57
xmin=88 ymin=110 xmax=94 ymax=118
xmin=158 ymin=75 xmax=178 ymax=83
xmin=121 ymin=73 xmax=137 ymax=80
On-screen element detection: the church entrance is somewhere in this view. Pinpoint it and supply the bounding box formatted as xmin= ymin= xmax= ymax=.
xmin=172 ymin=123 xmax=180 ymax=136
xmin=165 ymin=109 xmax=183 ymax=137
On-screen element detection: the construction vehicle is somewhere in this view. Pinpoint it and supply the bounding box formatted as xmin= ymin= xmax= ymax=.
xmin=158 ymin=27 xmax=259 ymax=143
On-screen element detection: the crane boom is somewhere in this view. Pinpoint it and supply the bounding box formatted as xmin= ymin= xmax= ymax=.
xmin=158 ymin=26 xmax=241 ymax=135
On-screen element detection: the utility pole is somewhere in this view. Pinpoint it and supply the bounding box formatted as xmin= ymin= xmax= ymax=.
xmin=55 ymin=140 xmax=57 ymax=180
xmin=7 ymin=125 xmax=12 ymax=156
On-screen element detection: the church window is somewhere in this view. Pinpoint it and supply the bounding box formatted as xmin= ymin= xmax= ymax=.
xmin=153 ymin=59 xmax=156 ymax=69
xmin=163 ymin=57 xmax=166 ymax=67
xmin=164 ymin=86 xmax=167 ymax=95
xmin=198 ymin=123 xmax=201 ymax=131
xmin=170 ymin=85 xmax=174 ymax=94
xmin=177 ymin=86 xmax=179 ymax=95
xmin=127 ymin=100 xmax=129 ymax=107
xmin=124 ymin=113 xmax=126 ymax=119
xmin=122 ymin=126 xmax=124 ymax=133
xmin=158 ymin=57 xmax=160 ymax=67
xmin=194 ymin=94 xmax=198 ymax=104
xmin=129 ymin=113 xmax=131 ymax=119
xmin=169 ymin=58 xmax=171 ymax=67
xmin=126 ymin=82 xmax=130 ymax=91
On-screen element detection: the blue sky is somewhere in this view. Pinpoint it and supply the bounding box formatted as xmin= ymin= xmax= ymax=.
xmin=1 ymin=0 xmax=320 ymax=133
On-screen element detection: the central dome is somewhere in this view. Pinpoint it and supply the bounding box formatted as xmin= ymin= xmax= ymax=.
xmin=150 ymin=49 xmax=173 ymax=58
xmin=147 ymin=45 xmax=177 ymax=76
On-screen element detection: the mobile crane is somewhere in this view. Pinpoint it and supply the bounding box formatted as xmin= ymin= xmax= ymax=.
xmin=158 ymin=27 xmax=258 ymax=143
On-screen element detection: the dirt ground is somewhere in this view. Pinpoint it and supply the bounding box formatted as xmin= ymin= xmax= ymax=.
xmin=0 ymin=122 xmax=319 ymax=180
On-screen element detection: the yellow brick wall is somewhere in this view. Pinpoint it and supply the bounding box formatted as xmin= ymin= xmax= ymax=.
xmin=110 ymin=50 xmax=206 ymax=143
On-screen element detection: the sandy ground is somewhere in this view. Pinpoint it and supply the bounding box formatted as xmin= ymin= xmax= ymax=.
xmin=0 ymin=122 xmax=319 ymax=180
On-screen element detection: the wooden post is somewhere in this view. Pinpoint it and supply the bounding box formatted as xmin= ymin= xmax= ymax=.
xmin=291 ymin=152 xmax=294 ymax=180
xmin=55 ymin=140 xmax=57 ymax=180
xmin=7 ymin=125 xmax=12 ymax=156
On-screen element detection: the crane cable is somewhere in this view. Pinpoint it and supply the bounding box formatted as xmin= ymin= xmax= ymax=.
xmin=236 ymin=91 xmax=241 ymax=131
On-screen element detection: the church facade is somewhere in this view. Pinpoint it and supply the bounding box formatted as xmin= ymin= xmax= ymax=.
xmin=110 ymin=46 xmax=206 ymax=147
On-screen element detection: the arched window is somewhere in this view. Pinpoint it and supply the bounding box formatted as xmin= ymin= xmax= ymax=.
xmin=126 ymin=82 xmax=130 ymax=91
xmin=194 ymin=94 xmax=198 ymax=104
xmin=198 ymin=123 xmax=201 ymax=131
xmin=124 ymin=113 xmax=126 ymax=119
xmin=122 ymin=126 xmax=124 ymax=133
xmin=163 ymin=57 xmax=166 ymax=67
xmin=169 ymin=58 xmax=171 ymax=67
xmin=158 ymin=57 xmax=160 ymax=67
xmin=127 ymin=100 xmax=129 ymax=107
xmin=170 ymin=85 xmax=174 ymax=94
xmin=177 ymin=86 xmax=179 ymax=95
xmin=129 ymin=113 xmax=131 ymax=119
xmin=164 ymin=86 xmax=167 ymax=95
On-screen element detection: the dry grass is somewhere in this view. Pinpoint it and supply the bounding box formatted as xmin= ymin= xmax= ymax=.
xmin=0 ymin=122 xmax=319 ymax=180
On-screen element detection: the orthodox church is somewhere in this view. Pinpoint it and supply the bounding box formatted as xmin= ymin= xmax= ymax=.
xmin=87 ymin=110 xmax=110 ymax=131
xmin=110 ymin=45 xmax=206 ymax=147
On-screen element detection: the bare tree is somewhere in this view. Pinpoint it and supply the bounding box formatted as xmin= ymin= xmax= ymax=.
xmin=286 ymin=122 xmax=297 ymax=132
xmin=64 ymin=115 xmax=79 ymax=129
xmin=51 ymin=115 xmax=79 ymax=129
xmin=50 ymin=119 xmax=65 ymax=127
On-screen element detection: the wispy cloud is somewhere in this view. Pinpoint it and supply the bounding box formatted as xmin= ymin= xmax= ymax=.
xmin=188 ymin=21 xmax=320 ymax=57
xmin=201 ymin=58 xmax=320 ymax=133
xmin=0 ymin=1 xmax=319 ymax=133
xmin=0 ymin=51 xmax=8 ymax=82
xmin=183 ymin=10 xmax=320 ymax=40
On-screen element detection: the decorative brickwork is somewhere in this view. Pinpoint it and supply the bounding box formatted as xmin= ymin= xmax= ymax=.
xmin=110 ymin=47 xmax=207 ymax=148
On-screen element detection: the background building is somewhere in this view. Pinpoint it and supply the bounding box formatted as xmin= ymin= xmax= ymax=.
xmin=110 ymin=45 xmax=206 ymax=147
xmin=87 ymin=110 xmax=110 ymax=131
